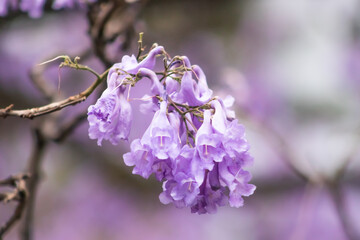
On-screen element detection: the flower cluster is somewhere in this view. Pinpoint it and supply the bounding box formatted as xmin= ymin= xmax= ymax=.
xmin=0 ymin=0 xmax=96 ymax=18
xmin=88 ymin=44 xmax=256 ymax=214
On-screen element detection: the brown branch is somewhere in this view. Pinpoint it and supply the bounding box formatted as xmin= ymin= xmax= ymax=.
xmin=88 ymin=0 xmax=118 ymax=67
xmin=87 ymin=0 xmax=148 ymax=67
xmin=0 ymin=69 xmax=108 ymax=119
xmin=0 ymin=174 xmax=29 ymax=238
xmin=20 ymin=129 xmax=47 ymax=240
xmin=0 ymin=174 xmax=30 ymax=187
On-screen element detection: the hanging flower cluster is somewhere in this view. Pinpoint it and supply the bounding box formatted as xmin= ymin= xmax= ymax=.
xmin=87 ymin=44 xmax=256 ymax=214
xmin=0 ymin=0 xmax=96 ymax=18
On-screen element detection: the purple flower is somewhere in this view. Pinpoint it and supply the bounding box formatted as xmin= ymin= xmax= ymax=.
xmin=136 ymin=68 xmax=165 ymax=96
xmin=211 ymin=99 xmax=228 ymax=134
xmin=195 ymin=110 xmax=226 ymax=170
xmin=141 ymin=101 xmax=180 ymax=160
xmin=192 ymin=65 xmax=213 ymax=102
xmin=123 ymin=139 xmax=173 ymax=181
xmin=222 ymin=120 xmax=249 ymax=158
xmin=171 ymin=57 xmax=213 ymax=106
xmin=108 ymin=46 xmax=164 ymax=86
xmin=159 ymin=146 xmax=200 ymax=208
xmin=190 ymin=171 xmax=228 ymax=214
xmin=152 ymin=158 xmax=172 ymax=181
xmin=219 ymin=156 xmax=256 ymax=207
xmin=87 ymin=86 xmax=132 ymax=146
xmin=88 ymin=46 xmax=256 ymax=214
xmin=107 ymin=46 xmax=164 ymax=93
xmin=123 ymin=139 xmax=155 ymax=179
xmin=87 ymin=47 xmax=166 ymax=146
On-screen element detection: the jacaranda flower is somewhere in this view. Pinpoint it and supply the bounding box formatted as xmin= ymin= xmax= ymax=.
xmin=141 ymin=101 xmax=180 ymax=160
xmin=87 ymin=86 xmax=132 ymax=146
xmin=89 ymin=44 xmax=255 ymax=214
xmin=123 ymin=139 xmax=155 ymax=179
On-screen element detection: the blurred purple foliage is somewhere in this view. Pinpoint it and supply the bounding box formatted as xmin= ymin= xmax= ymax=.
xmin=1 ymin=0 xmax=360 ymax=240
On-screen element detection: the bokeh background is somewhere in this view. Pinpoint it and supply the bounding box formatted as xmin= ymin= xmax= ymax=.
xmin=1 ymin=0 xmax=360 ymax=239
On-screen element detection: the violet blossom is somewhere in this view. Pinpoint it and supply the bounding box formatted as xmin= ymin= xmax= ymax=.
xmin=141 ymin=101 xmax=180 ymax=160
xmin=123 ymin=139 xmax=155 ymax=179
xmin=87 ymin=86 xmax=132 ymax=146
xmin=195 ymin=110 xmax=226 ymax=169
xmin=88 ymin=44 xmax=255 ymax=214
xmin=159 ymin=146 xmax=200 ymax=208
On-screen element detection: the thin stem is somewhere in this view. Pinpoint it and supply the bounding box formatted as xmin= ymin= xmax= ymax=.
xmin=0 ymin=175 xmax=29 ymax=238
xmin=136 ymin=32 xmax=144 ymax=60
xmin=0 ymin=69 xmax=108 ymax=119
xmin=20 ymin=129 xmax=47 ymax=240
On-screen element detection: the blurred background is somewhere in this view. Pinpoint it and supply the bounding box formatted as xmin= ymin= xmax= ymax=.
xmin=1 ymin=0 xmax=360 ymax=239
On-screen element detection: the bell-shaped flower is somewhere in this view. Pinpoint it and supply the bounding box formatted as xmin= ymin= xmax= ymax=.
xmin=211 ymin=99 xmax=228 ymax=134
xmin=174 ymin=71 xmax=212 ymax=107
xmin=136 ymin=68 xmax=165 ymax=96
xmin=141 ymin=101 xmax=180 ymax=160
xmin=159 ymin=146 xmax=200 ymax=208
xmin=190 ymin=176 xmax=228 ymax=214
xmin=87 ymin=86 xmax=132 ymax=146
xmin=171 ymin=57 xmax=212 ymax=106
xmin=152 ymin=158 xmax=172 ymax=181
xmin=192 ymin=65 xmax=213 ymax=102
xmin=195 ymin=110 xmax=226 ymax=170
xmin=107 ymin=46 xmax=164 ymax=89
xmin=222 ymin=120 xmax=250 ymax=158
xmin=123 ymin=45 xmax=164 ymax=74
xmin=123 ymin=139 xmax=156 ymax=179
xmin=165 ymin=76 xmax=180 ymax=95
xmin=136 ymin=45 xmax=164 ymax=70
xmin=218 ymin=155 xmax=256 ymax=208
xmin=168 ymin=111 xmax=182 ymax=144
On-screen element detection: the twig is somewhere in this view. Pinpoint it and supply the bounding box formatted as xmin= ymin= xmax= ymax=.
xmin=136 ymin=32 xmax=144 ymax=60
xmin=0 ymin=174 xmax=30 ymax=187
xmin=0 ymin=174 xmax=29 ymax=238
xmin=88 ymin=0 xmax=118 ymax=67
xmin=0 ymin=69 xmax=108 ymax=119
xmin=20 ymin=129 xmax=47 ymax=240
xmin=87 ymin=0 xmax=149 ymax=67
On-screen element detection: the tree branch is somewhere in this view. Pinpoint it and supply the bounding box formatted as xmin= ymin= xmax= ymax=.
xmin=0 ymin=174 xmax=29 ymax=239
xmin=20 ymin=129 xmax=47 ymax=240
xmin=0 ymin=69 xmax=108 ymax=119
